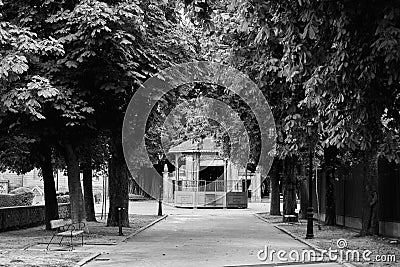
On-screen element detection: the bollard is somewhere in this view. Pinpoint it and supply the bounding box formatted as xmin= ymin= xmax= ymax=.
xmin=117 ymin=207 xmax=124 ymax=236
xmin=158 ymin=200 xmax=162 ymax=216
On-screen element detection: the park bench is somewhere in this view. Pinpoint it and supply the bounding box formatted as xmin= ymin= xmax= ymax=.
xmin=46 ymin=219 xmax=85 ymax=251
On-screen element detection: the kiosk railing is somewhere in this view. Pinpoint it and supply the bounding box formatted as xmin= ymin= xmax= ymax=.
xmin=175 ymin=180 xmax=245 ymax=192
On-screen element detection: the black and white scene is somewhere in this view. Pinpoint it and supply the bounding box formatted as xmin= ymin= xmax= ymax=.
xmin=0 ymin=0 xmax=399 ymax=266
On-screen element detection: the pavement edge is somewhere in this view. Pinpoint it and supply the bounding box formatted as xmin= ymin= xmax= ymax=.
xmin=253 ymin=213 xmax=357 ymax=267
xmin=75 ymin=252 xmax=101 ymax=267
xmin=120 ymin=214 xmax=168 ymax=243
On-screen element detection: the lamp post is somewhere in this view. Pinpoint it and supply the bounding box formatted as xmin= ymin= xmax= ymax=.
xmin=306 ymin=120 xmax=317 ymax=239
xmin=158 ymin=153 xmax=164 ymax=216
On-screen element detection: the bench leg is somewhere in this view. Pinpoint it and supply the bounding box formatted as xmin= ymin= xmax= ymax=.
xmin=70 ymin=235 xmax=73 ymax=251
xmin=59 ymin=236 xmax=64 ymax=246
xmin=81 ymin=234 xmax=84 ymax=246
xmin=47 ymin=234 xmax=56 ymax=250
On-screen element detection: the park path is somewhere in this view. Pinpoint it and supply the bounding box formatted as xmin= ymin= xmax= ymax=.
xmin=85 ymin=204 xmax=342 ymax=267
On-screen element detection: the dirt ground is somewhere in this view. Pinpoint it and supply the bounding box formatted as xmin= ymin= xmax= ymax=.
xmin=0 ymin=214 xmax=160 ymax=267
xmin=258 ymin=213 xmax=400 ymax=267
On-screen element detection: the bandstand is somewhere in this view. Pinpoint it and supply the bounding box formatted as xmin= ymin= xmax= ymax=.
xmin=162 ymin=138 xmax=262 ymax=208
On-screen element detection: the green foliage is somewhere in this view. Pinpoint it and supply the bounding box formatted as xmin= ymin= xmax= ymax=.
xmin=0 ymin=192 xmax=34 ymax=207
xmin=143 ymin=81 xmax=263 ymax=168
xmin=0 ymin=1 xmax=202 ymax=212
xmin=0 ymin=1 xmax=96 ymax=176
xmin=0 ymin=9 xmax=65 ymax=120
xmin=56 ymin=195 xmax=70 ymax=204
xmin=44 ymin=0 xmax=196 ymax=97
xmin=187 ymin=0 xmax=400 ymax=164
xmin=0 ymin=0 xmax=200 ymax=224
xmin=0 ymin=135 xmax=36 ymax=173
xmin=0 ymin=21 xmax=63 ymax=81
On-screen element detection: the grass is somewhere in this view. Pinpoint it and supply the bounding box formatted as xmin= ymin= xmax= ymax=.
xmin=0 ymin=250 xmax=91 ymax=267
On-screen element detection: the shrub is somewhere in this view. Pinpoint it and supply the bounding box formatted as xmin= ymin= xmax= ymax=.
xmin=128 ymin=194 xmax=149 ymax=201
xmin=0 ymin=192 xmax=35 ymax=207
xmin=9 ymin=187 xmax=33 ymax=195
xmin=57 ymin=195 xmax=70 ymax=204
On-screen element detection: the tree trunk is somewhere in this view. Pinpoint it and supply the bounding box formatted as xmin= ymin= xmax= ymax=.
xmin=299 ymin=175 xmax=309 ymax=220
xmin=324 ymin=146 xmax=337 ymax=226
xmin=64 ymin=143 xmax=85 ymax=223
xmin=82 ymin=164 xmax=97 ymax=222
xmin=39 ymin=143 xmax=59 ymax=230
xmin=283 ymin=156 xmax=297 ymax=215
xmin=360 ymin=147 xmax=379 ymax=236
xmin=270 ymin=160 xmax=281 ymax=215
xmin=107 ymin=132 xmax=129 ymax=227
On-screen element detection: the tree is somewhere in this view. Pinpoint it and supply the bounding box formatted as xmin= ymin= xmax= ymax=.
xmin=2 ymin=0 xmax=201 ymax=226
xmin=228 ymin=0 xmax=400 ymax=235
xmin=0 ymin=132 xmax=60 ymax=229
xmin=0 ymin=3 xmax=64 ymax=228
xmin=184 ymin=0 xmax=400 ymax=235
xmin=200 ymin=0 xmax=317 ymax=216
xmin=80 ymin=136 xmax=109 ymax=222
xmin=323 ymin=146 xmax=337 ymax=226
xmin=269 ymin=159 xmax=281 ymax=215
xmin=282 ymin=156 xmax=297 ymax=215
xmin=294 ymin=0 xmax=400 ymax=235
xmin=37 ymin=142 xmax=60 ymax=229
xmin=1 ymin=0 xmax=105 ymax=225
xmin=42 ymin=0 xmax=198 ymax=225
xmin=295 ymin=161 xmax=308 ymax=220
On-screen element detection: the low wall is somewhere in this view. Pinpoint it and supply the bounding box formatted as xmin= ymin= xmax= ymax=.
xmin=379 ymin=221 xmax=400 ymax=238
xmin=317 ymin=212 xmax=400 ymax=238
xmin=317 ymin=213 xmax=361 ymax=230
xmin=0 ymin=203 xmax=70 ymax=231
xmin=175 ymin=191 xmax=226 ymax=208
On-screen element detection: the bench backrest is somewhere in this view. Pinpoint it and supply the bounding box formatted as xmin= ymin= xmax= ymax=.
xmin=50 ymin=219 xmax=72 ymax=229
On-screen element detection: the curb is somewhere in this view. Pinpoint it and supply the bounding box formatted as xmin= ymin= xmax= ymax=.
xmin=254 ymin=213 xmax=357 ymax=267
xmin=253 ymin=213 xmax=272 ymax=224
xmin=274 ymin=224 xmax=323 ymax=253
xmin=73 ymin=215 xmax=169 ymax=266
xmin=120 ymin=214 xmax=168 ymax=243
xmin=274 ymin=224 xmax=357 ymax=267
xmin=225 ymin=261 xmax=338 ymax=267
xmin=21 ymin=242 xmax=36 ymax=250
xmin=253 ymin=213 xmax=284 ymax=224
xmin=75 ymin=252 xmax=101 ymax=267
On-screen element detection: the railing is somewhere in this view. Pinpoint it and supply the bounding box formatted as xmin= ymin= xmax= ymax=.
xmin=199 ymin=180 xmax=225 ymax=192
xmin=175 ymin=180 xmax=223 ymax=192
xmin=175 ymin=180 xmax=246 ymax=192
xmin=238 ymin=171 xmax=255 ymax=177
xmin=226 ymin=180 xmax=245 ymax=192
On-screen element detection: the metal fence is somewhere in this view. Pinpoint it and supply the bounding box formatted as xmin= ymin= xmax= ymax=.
xmin=174 ymin=180 xmax=246 ymax=193
xmin=316 ymin=158 xmax=400 ymax=226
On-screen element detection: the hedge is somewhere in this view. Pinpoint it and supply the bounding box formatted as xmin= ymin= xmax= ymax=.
xmin=0 ymin=192 xmax=34 ymax=207
xmin=57 ymin=195 xmax=70 ymax=204
xmin=0 ymin=203 xmax=70 ymax=231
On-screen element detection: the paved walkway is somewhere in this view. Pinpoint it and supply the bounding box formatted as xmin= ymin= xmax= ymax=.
xmin=87 ymin=202 xmax=342 ymax=267
xmin=95 ymin=199 xmax=287 ymax=216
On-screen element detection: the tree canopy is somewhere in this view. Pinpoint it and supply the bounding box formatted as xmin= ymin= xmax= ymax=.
xmin=1 ymin=0 xmax=399 ymax=233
